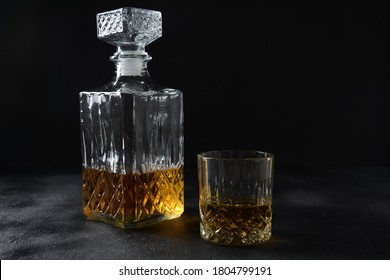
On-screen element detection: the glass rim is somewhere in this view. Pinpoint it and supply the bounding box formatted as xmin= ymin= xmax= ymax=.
xmin=197 ymin=150 xmax=274 ymax=161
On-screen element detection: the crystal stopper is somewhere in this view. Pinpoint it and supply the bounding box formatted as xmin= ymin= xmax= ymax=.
xmin=96 ymin=7 xmax=162 ymax=47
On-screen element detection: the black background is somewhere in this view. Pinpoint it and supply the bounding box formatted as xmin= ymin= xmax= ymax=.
xmin=0 ymin=0 xmax=389 ymax=171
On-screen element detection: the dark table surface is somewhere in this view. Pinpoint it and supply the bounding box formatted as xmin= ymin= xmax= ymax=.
xmin=1 ymin=166 xmax=389 ymax=260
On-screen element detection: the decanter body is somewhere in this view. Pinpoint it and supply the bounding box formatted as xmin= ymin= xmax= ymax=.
xmin=80 ymin=8 xmax=184 ymax=228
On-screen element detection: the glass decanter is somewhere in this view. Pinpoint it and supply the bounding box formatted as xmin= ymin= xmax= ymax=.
xmin=80 ymin=7 xmax=184 ymax=228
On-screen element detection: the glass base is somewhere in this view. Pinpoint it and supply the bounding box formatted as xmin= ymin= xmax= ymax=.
xmin=200 ymin=223 xmax=272 ymax=246
xmin=86 ymin=212 xmax=183 ymax=229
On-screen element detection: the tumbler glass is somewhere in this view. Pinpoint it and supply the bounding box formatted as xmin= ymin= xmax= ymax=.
xmin=198 ymin=150 xmax=274 ymax=246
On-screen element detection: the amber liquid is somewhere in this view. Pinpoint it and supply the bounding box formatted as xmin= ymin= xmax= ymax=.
xmin=82 ymin=167 xmax=184 ymax=228
xmin=200 ymin=197 xmax=272 ymax=245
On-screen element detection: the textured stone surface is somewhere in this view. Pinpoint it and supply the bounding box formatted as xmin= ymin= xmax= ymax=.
xmin=1 ymin=166 xmax=390 ymax=259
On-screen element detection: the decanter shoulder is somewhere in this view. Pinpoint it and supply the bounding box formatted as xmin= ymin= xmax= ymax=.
xmin=80 ymin=80 xmax=182 ymax=97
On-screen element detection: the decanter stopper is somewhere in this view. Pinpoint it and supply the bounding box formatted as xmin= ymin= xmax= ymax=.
xmin=96 ymin=7 xmax=162 ymax=52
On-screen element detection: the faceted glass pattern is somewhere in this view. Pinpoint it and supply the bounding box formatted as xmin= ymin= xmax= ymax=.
xmin=97 ymin=7 xmax=162 ymax=46
xmin=82 ymin=167 xmax=184 ymax=228
xmin=80 ymin=88 xmax=184 ymax=228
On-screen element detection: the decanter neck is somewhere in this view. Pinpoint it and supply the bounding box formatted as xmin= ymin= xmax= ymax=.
xmin=110 ymin=46 xmax=151 ymax=79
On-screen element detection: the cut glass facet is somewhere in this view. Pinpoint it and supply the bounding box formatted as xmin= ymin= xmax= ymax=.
xmin=97 ymin=7 xmax=162 ymax=47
